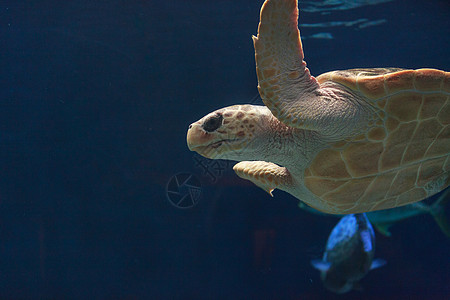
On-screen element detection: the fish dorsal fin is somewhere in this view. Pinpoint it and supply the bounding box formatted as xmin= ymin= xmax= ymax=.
xmin=311 ymin=259 xmax=331 ymax=271
xmin=370 ymin=258 xmax=387 ymax=270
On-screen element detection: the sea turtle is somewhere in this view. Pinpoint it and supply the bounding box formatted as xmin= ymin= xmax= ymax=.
xmin=186 ymin=0 xmax=450 ymax=214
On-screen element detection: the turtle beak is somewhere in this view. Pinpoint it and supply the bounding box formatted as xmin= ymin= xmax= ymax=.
xmin=186 ymin=122 xmax=214 ymax=152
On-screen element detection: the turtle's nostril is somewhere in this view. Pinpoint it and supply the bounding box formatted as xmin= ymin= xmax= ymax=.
xmin=189 ymin=124 xmax=193 ymax=130
xmin=203 ymin=113 xmax=223 ymax=132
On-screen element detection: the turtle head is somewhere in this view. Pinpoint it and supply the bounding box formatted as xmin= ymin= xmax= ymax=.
xmin=187 ymin=105 xmax=272 ymax=160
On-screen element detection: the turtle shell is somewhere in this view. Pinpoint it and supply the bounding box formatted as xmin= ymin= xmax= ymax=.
xmin=304 ymin=68 xmax=450 ymax=213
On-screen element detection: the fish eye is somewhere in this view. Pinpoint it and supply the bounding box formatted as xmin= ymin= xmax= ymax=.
xmin=203 ymin=113 xmax=223 ymax=132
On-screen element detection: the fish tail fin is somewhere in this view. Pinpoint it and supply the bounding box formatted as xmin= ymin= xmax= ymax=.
xmin=430 ymin=189 xmax=450 ymax=238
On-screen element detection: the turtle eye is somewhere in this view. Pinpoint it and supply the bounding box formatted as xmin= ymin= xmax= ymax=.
xmin=203 ymin=113 xmax=223 ymax=132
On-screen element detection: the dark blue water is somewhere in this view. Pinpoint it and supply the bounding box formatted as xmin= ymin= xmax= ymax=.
xmin=1 ymin=0 xmax=449 ymax=298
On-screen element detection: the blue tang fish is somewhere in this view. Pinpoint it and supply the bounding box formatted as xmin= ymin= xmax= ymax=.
xmin=311 ymin=213 xmax=386 ymax=294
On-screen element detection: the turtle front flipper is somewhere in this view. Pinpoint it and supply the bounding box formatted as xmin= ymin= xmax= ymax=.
xmin=233 ymin=161 xmax=293 ymax=196
xmin=253 ymin=0 xmax=320 ymax=128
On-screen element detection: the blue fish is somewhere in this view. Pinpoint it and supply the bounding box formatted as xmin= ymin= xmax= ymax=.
xmin=311 ymin=213 xmax=386 ymax=294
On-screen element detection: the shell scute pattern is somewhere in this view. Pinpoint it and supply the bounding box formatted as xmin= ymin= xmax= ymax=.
xmin=437 ymin=99 xmax=450 ymax=124
xmin=380 ymin=122 xmax=417 ymax=171
xmin=386 ymin=92 xmax=422 ymax=122
xmin=343 ymin=142 xmax=384 ymax=177
xmin=444 ymin=75 xmax=450 ymax=93
xmin=385 ymin=70 xmax=415 ymax=93
xmin=367 ymin=127 xmax=386 ymax=141
xmin=305 ymin=68 xmax=449 ymax=212
xmin=414 ymin=69 xmax=446 ymax=91
xmin=420 ymin=94 xmax=446 ymax=119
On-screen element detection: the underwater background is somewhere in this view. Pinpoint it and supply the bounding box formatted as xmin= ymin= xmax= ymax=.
xmin=1 ymin=0 xmax=449 ymax=298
